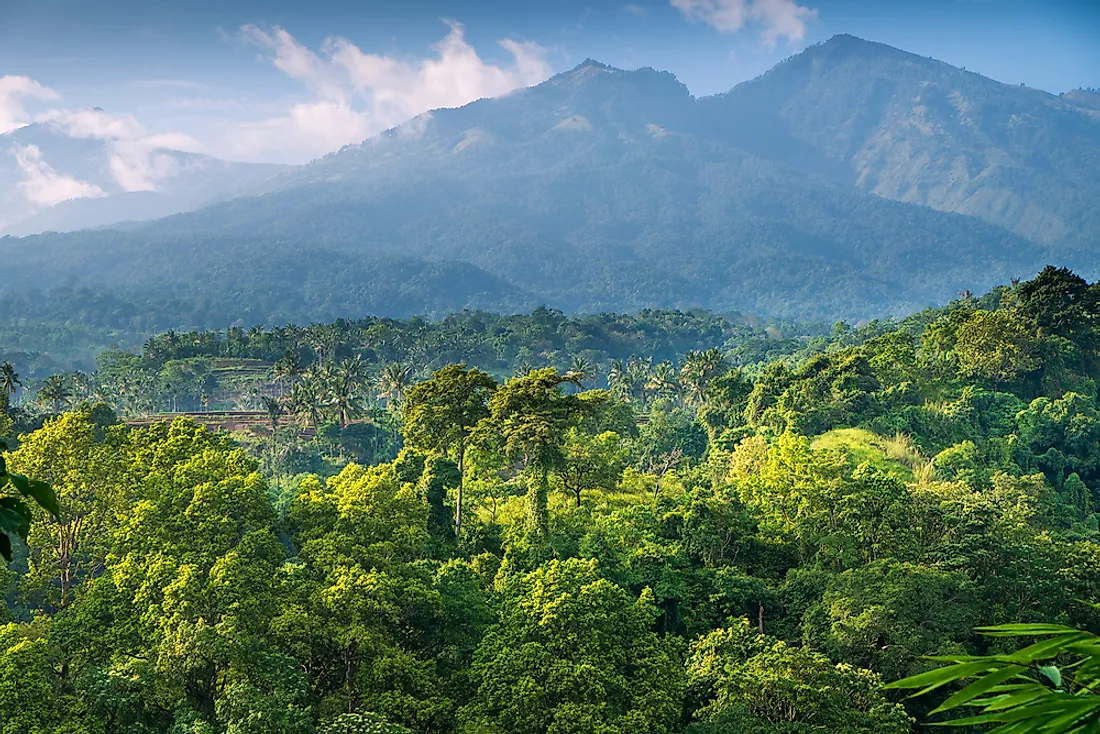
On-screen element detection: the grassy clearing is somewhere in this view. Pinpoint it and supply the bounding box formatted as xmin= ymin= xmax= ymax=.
xmin=812 ymin=427 xmax=925 ymax=481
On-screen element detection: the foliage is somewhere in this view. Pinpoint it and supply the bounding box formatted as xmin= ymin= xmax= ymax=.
xmin=5 ymin=268 xmax=1100 ymax=733
xmin=886 ymin=619 xmax=1100 ymax=732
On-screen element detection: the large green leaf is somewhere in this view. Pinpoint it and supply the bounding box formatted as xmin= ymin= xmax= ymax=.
xmin=6 ymin=472 xmax=61 ymax=518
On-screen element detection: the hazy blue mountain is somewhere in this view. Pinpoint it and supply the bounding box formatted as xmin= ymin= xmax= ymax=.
xmin=5 ymin=37 xmax=1093 ymax=326
xmin=701 ymin=35 xmax=1100 ymax=256
xmin=0 ymin=119 xmax=286 ymax=235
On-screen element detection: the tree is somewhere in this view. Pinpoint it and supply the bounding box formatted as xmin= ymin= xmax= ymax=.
xmin=288 ymin=373 xmax=325 ymax=428
xmin=632 ymin=406 xmax=708 ymax=498
xmin=273 ymin=349 xmax=305 ymax=390
xmin=329 ymin=357 xmax=368 ymax=427
xmin=261 ymin=396 xmax=283 ymax=431
xmin=557 ymin=428 xmax=626 ymax=506
xmin=0 ymin=362 xmax=20 ymax=401
xmin=376 ymin=363 xmax=413 ymax=411
xmin=7 ymin=411 xmax=123 ymax=609
xmin=566 ymin=355 xmax=593 ymax=389
xmin=680 ymin=349 xmax=730 ymax=407
xmin=476 ymin=368 xmax=594 ymax=542
xmin=801 ymin=560 xmax=978 ymax=682
xmin=460 ymin=559 xmax=684 ymax=734
xmin=321 ymin=713 xmax=413 ymax=733
xmin=688 ymin=620 xmax=912 ymax=734
xmin=36 ymin=375 xmax=72 ymax=414
xmin=954 ymin=309 xmax=1041 ymax=386
xmin=402 ymin=365 xmax=497 ymax=538
xmin=1017 ymin=266 xmax=1100 ymax=347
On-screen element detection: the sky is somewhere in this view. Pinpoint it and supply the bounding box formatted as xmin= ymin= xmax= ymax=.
xmin=1 ymin=0 xmax=1098 ymax=168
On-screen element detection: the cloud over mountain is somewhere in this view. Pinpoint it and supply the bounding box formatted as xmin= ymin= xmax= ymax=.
xmin=232 ymin=21 xmax=552 ymax=160
xmin=670 ymin=0 xmax=817 ymax=44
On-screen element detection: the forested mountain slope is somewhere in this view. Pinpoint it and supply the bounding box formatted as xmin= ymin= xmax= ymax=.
xmin=701 ymin=35 xmax=1100 ymax=255
xmin=4 ymin=36 xmax=1096 ymax=325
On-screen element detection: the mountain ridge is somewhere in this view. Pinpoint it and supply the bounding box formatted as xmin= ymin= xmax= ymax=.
xmin=1 ymin=35 xmax=1094 ymax=326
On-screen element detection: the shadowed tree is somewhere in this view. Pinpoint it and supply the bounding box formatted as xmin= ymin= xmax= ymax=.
xmin=1 ymin=362 xmax=21 ymax=401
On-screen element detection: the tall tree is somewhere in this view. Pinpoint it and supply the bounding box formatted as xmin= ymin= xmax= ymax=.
xmin=375 ymin=363 xmax=413 ymax=411
xmin=0 ymin=362 xmax=21 ymax=400
xmin=329 ymin=357 xmax=368 ymax=427
xmin=566 ymin=355 xmax=593 ymax=390
xmin=477 ymin=368 xmax=595 ymax=542
xmin=37 ymin=375 xmax=72 ymax=415
xmin=402 ymin=364 xmax=497 ymax=539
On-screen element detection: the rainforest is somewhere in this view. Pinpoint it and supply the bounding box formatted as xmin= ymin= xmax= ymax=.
xmin=2 ymin=266 xmax=1100 ymax=733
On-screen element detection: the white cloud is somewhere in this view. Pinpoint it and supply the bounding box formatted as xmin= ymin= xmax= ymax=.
xmin=108 ymin=143 xmax=180 ymax=192
xmin=670 ymin=0 xmax=816 ymax=44
xmin=38 ymin=108 xmax=144 ymax=140
xmin=232 ymin=21 xmax=552 ymax=161
xmin=12 ymin=144 xmax=107 ymax=206
xmin=0 ymin=76 xmax=59 ymax=134
xmin=106 ymin=133 xmax=203 ymax=191
xmin=31 ymin=108 xmax=204 ymax=192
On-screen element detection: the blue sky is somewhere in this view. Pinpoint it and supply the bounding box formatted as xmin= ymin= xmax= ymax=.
xmin=1 ymin=0 xmax=1098 ymax=164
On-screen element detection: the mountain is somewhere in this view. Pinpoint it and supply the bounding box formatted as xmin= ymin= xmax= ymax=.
xmin=700 ymin=35 xmax=1100 ymax=255
xmin=0 ymin=119 xmax=286 ymax=235
xmin=4 ymin=37 xmax=1097 ymax=327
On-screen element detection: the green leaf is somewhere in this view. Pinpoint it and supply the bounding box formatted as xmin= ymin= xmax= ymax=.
xmin=0 ymin=532 xmax=10 ymax=563
xmin=886 ymin=661 xmax=999 ymax=697
xmin=6 ymin=473 xmax=60 ymax=518
xmin=0 ymin=497 xmax=30 ymax=538
xmin=1039 ymin=665 xmax=1063 ymax=688
xmin=977 ymin=624 xmax=1080 ymax=637
xmin=932 ymin=665 xmax=1027 ymax=714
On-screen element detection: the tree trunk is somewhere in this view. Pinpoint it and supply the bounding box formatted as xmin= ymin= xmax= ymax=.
xmin=527 ymin=468 xmax=549 ymax=542
xmin=455 ymin=447 xmax=465 ymax=540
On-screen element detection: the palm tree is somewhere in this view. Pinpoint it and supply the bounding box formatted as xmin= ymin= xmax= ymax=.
xmin=307 ymin=324 xmax=340 ymax=363
xmin=288 ymin=375 xmax=324 ymax=428
xmin=375 ymin=362 xmax=412 ymax=411
xmin=71 ymin=371 xmax=91 ymax=401
xmin=37 ymin=375 xmax=72 ymax=414
xmin=627 ymin=356 xmax=653 ymax=405
xmin=648 ymin=360 xmax=679 ymax=402
xmin=329 ymin=356 xmax=368 ymax=427
xmin=272 ymin=349 xmax=304 ymax=394
xmin=607 ymin=359 xmax=630 ymax=401
xmin=0 ymin=361 xmax=21 ymax=400
xmin=680 ymin=348 xmax=730 ymax=406
xmin=565 ymin=355 xmax=593 ymax=390
xmin=143 ymin=337 xmax=165 ymax=362
xmin=261 ymin=396 xmax=283 ymax=431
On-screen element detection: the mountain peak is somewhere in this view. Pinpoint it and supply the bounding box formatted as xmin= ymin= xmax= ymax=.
xmin=809 ymin=34 xmax=918 ymax=61
xmin=551 ymin=58 xmax=618 ymax=86
xmin=546 ymin=59 xmax=690 ymax=100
